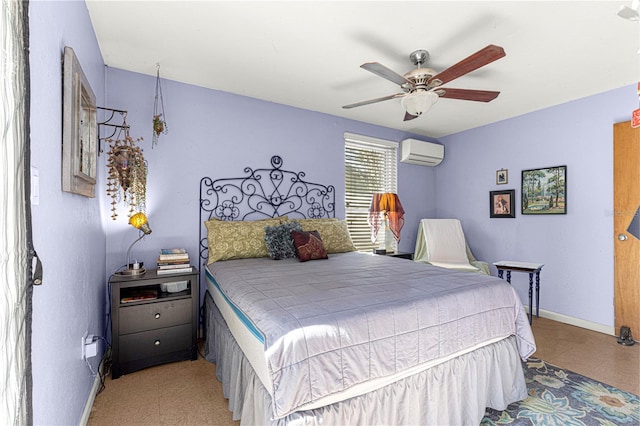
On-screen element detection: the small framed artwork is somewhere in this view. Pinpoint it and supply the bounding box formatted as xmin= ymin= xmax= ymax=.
xmin=521 ymin=165 xmax=567 ymax=215
xmin=490 ymin=189 xmax=515 ymax=218
xmin=62 ymin=46 xmax=97 ymax=197
xmin=496 ymin=169 xmax=508 ymax=185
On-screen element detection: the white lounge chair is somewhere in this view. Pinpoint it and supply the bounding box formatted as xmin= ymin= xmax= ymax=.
xmin=414 ymin=218 xmax=489 ymax=274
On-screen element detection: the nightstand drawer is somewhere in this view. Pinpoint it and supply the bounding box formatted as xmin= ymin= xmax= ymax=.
xmin=119 ymin=298 xmax=191 ymax=335
xmin=119 ymin=323 xmax=192 ymax=362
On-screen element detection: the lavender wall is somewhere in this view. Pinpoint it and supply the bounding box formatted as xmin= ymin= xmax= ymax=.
xmin=29 ymin=1 xmax=106 ymax=424
xmin=437 ymin=85 xmax=636 ymax=329
xmin=103 ymin=68 xmax=436 ymax=278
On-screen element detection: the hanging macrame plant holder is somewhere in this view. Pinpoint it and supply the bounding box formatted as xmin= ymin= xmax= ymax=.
xmin=152 ymin=63 xmax=168 ymax=147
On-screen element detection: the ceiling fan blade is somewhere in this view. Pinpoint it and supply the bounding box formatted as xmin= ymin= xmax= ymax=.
xmin=361 ymin=62 xmax=413 ymax=86
xmin=427 ymin=45 xmax=505 ymax=86
xmin=403 ymin=111 xmax=419 ymax=121
xmin=437 ymin=88 xmax=500 ymax=102
xmin=342 ymin=93 xmax=404 ymax=109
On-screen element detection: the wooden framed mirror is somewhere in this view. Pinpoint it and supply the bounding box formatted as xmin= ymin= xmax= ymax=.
xmin=62 ymin=46 xmax=97 ymax=197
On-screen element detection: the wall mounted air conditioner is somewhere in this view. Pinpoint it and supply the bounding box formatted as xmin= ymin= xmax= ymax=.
xmin=400 ymin=139 xmax=444 ymax=166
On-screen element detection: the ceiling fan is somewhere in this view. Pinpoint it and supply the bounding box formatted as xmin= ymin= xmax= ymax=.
xmin=342 ymin=44 xmax=506 ymax=121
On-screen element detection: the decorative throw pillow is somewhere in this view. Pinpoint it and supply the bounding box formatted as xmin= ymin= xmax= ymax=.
xmin=264 ymin=220 xmax=303 ymax=260
xmin=291 ymin=230 xmax=328 ymax=262
xmin=299 ymin=219 xmax=356 ymax=254
xmin=204 ymin=217 xmax=283 ymax=264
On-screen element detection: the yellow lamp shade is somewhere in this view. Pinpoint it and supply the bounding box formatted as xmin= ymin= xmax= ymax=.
xmin=129 ymin=212 xmax=152 ymax=235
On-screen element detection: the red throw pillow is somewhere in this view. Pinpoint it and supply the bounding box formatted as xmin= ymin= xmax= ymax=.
xmin=291 ymin=230 xmax=328 ymax=262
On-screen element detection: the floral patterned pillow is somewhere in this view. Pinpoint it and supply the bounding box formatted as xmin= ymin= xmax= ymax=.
xmin=299 ymin=220 xmax=356 ymax=254
xmin=205 ymin=217 xmax=284 ymax=264
xmin=291 ymin=230 xmax=328 ymax=262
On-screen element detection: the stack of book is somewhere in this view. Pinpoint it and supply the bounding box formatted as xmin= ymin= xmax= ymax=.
xmin=157 ymin=248 xmax=192 ymax=275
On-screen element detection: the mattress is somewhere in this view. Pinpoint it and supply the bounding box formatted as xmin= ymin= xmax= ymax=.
xmin=205 ymin=251 xmax=535 ymax=419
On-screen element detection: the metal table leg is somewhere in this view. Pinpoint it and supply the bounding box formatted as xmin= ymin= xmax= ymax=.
xmin=535 ymin=271 xmax=541 ymax=318
xmin=527 ymin=272 xmax=534 ymax=324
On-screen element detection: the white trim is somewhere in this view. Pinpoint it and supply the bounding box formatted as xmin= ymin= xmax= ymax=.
xmin=527 ymin=307 xmax=615 ymax=336
xmin=344 ymin=132 xmax=398 ymax=149
xmin=80 ymin=374 xmax=101 ymax=426
xmin=79 ymin=353 xmax=107 ymax=426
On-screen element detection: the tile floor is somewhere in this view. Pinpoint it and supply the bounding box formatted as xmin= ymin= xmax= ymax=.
xmin=87 ymin=317 xmax=639 ymax=425
xmin=528 ymin=317 xmax=638 ymax=395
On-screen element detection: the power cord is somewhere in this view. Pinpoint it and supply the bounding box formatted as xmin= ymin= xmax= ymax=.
xmin=104 ymin=276 xmax=114 ymax=346
xmin=96 ymin=344 xmax=112 ymax=395
xmin=83 ymin=273 xmax=118 ymax=395
xmin=84 ymin=336 xmax=112 ymax=395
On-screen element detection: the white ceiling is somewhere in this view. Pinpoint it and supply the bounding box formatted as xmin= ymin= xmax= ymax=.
xmin=85 ymin=1 xmax=639 ymax=138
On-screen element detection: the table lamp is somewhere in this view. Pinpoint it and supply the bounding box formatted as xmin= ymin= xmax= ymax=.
xmin=368 ymin=192 xmax=405 ymax=254
xmin=116 ymin=212 xmax=152 ymax=276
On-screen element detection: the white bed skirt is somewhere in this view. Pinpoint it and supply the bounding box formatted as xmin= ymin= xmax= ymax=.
xmin=204 ymin=292 xmax=527 ymax=425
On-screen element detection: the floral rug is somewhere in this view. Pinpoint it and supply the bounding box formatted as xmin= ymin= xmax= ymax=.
xmin=482 ymin=358 xmax=639 ymax=425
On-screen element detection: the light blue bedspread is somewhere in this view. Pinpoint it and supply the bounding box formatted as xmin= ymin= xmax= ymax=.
xmin=208 ymin=251 xmax=536 ymax=419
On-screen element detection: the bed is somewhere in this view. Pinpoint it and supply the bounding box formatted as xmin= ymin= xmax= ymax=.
xmin=199 ymin=156 xmax=536 ymax=425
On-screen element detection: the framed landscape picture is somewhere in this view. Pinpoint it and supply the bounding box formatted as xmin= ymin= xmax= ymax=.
xmin=521 ymin=165 xmax=567 ymax=215
xmin=490 ymin=189 xmax=515 ymax=218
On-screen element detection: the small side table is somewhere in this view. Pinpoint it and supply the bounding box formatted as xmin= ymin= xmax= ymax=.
xmin=493 ymin=261 xmax=544 ymax=324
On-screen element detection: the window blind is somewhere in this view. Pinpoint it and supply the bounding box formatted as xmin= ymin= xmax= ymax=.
xmin=344 ymin=133 xmax=398 ymax=252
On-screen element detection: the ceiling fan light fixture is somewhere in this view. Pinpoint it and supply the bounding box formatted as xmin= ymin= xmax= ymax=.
xmin=401 ymin=91 xmax=439 ymax=116
xmin=346 ymin=45 xmax=506 ymax=120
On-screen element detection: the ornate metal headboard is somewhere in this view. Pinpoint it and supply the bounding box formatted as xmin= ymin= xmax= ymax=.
xmin=199 ymin=155 xmax=335 ymax=265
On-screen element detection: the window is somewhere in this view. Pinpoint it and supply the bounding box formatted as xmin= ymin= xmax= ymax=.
xmin=344 ymin=133 xmax=398 ymax=252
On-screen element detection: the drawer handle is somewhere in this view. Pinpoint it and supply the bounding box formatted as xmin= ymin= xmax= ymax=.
xmin=154 ymin=340 xmax=161 ymax=346
xmin=154 ymin=313 xmax=161 ymax=319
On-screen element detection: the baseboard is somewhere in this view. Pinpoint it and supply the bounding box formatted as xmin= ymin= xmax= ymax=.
xmin=80 ymin=370 xmax=102 ymax=425
xmin=527 ymin=307 xmax=615 ymax=336
xmin=80 ymin=347 xmax=110 ymax=426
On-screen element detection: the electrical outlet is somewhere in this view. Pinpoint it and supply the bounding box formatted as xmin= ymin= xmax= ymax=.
xmin=82 ymin=334 xmax=99 ymax=359
xmin=85 ymin=340 xmax=99 ymax=358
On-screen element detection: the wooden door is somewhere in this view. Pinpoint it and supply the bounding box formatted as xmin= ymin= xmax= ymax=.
xmin=613 ymin=121 xmax=640 ymax=337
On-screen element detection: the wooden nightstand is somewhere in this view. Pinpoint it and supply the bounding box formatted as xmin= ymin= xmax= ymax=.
xmin=109 ymin=268 xmax=199 ymax=379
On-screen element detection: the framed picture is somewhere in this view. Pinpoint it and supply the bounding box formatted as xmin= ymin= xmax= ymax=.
xmin=62 ymin=46 xmax=97 ymax=197
xmin=521 ymin=165 xmax=567 ymax=215
xmin=496 ymin=169 xmax=508 ymax=185
xmin=490 ymin=189 xmax=515 ymax=218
